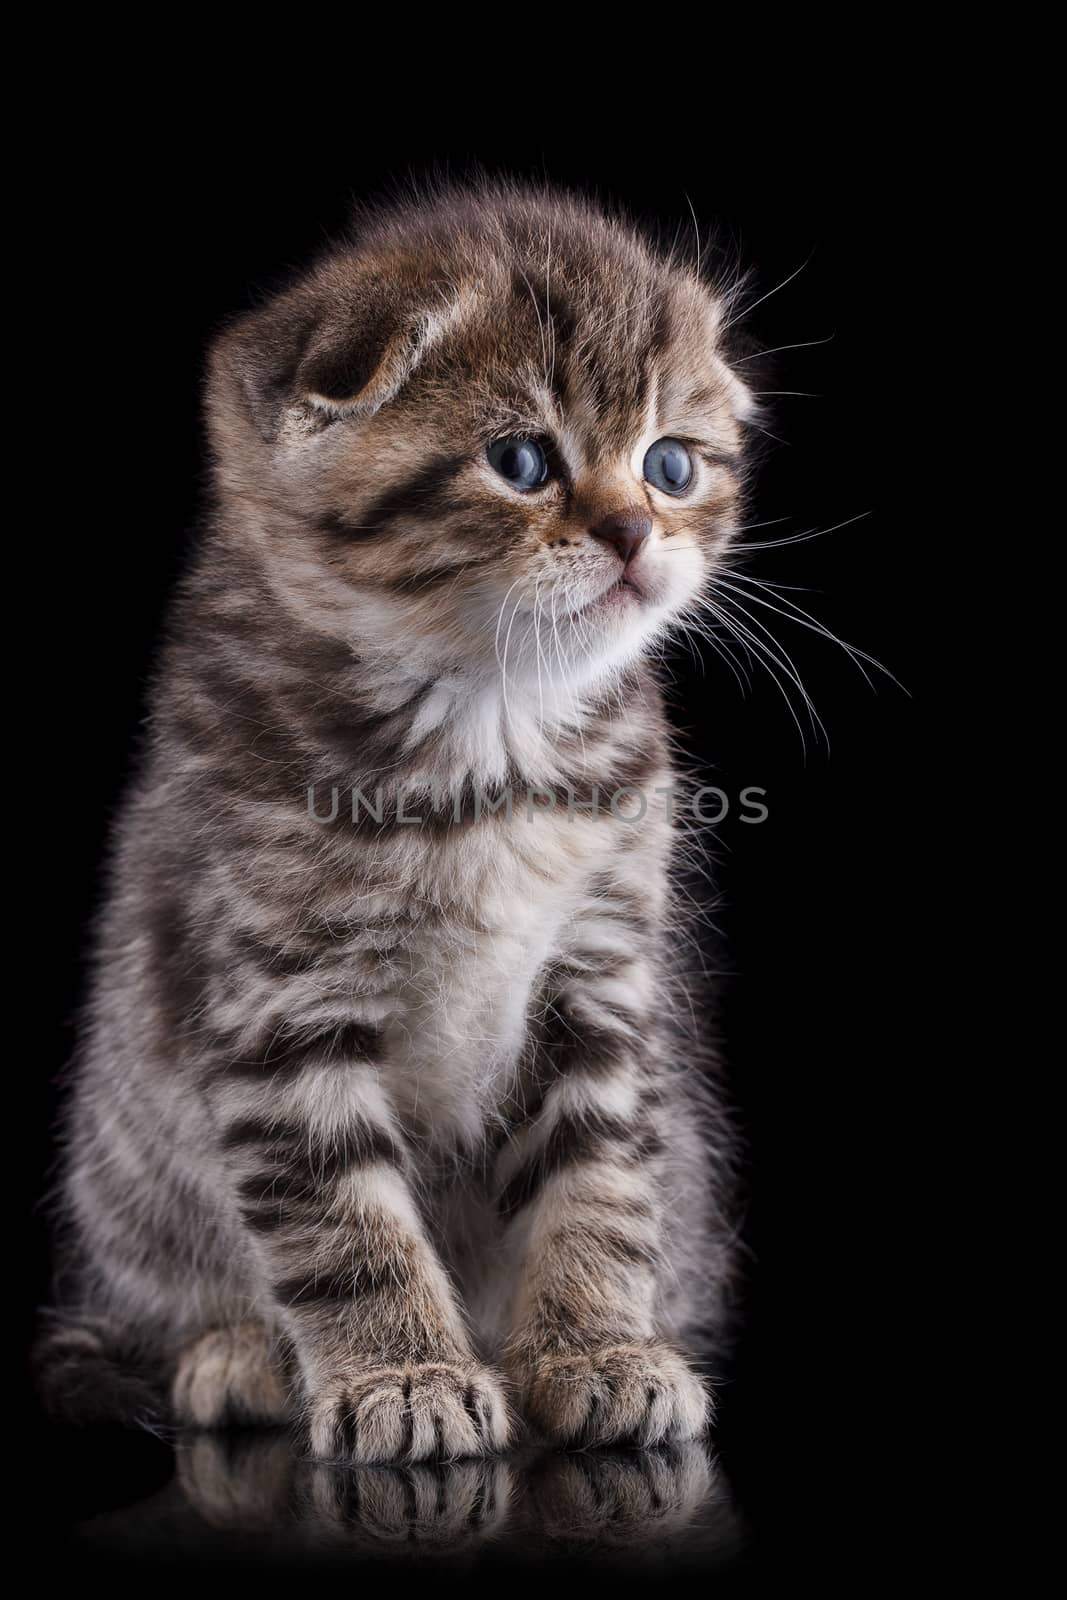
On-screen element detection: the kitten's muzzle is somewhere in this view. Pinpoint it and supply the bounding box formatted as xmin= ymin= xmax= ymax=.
xmin=589 ymin=509 xmax=652 ymax=569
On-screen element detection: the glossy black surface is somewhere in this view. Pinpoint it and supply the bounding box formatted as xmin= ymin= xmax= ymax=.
xmin=27 ymin=102 xmax=922 ymax=1585
xmin=53 ymin=1432 xmax=747 ymax=1577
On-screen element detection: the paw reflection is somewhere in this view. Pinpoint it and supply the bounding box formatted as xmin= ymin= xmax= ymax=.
xmin=520 ymin=1442 xmax=714 ymax=1549
xmin=176 ymin=1433 xmax=293 ymax=1530
xmin=304 ymin=1456 xmax=513 ymax=1552
xmin=166 ymin=1430 xmax=733 ymax=1564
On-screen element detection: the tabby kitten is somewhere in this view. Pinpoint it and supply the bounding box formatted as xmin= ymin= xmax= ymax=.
xmin=42 ymin=183 xmax=755 ymax=1463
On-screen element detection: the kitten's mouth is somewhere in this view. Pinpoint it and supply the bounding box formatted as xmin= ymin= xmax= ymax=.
xmin=579 ymin=573 xmax=647 ymax=616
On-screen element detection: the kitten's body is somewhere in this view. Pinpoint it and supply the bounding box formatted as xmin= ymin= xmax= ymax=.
xmin=43 ymin=185 xmax=751 ymax=1459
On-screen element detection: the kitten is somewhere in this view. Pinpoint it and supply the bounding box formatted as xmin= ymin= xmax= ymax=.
xmin=39 ymin=183 xmax=754 ymax=1461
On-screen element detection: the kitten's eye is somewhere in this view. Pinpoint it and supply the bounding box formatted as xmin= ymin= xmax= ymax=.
xmin=643 ymin=438 xmax=693 ymax=495
xmin=487 ymin=437 xmax=549 ymax=491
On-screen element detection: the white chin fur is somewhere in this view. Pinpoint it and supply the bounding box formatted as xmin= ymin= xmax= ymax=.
xmin=343 ymin=544 xmax=704 ymax=783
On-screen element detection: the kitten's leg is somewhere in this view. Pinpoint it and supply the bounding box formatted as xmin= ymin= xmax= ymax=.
xmin=213 ymin=1027 xmax=510 ymax=1464
xmin=496 ymin=954 xmax=709 ymax=1447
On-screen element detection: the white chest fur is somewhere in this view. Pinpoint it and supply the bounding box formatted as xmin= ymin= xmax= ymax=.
xmin=378 ymin=813 xmax=604 ymax=1148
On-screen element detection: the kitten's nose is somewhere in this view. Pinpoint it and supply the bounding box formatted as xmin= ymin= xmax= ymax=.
xmin=589 ymin=508 xmax=652 ymax=567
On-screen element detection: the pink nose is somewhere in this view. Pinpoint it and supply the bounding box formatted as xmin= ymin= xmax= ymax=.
xmin=589 ymin=509 xmax=652 ymax=566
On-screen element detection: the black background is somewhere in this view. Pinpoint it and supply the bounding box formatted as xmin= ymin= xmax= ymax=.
xmin=27 ymin=109 xmax=922 ymax=1580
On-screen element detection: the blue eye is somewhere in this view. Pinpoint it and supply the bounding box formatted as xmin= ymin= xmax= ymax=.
xmin=487 ymin=437 xmax=549 ymax=490
xmin=643 ymin=438 xmax=693 ymax=494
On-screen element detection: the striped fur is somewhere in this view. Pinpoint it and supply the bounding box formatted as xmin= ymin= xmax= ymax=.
xmin=45 ymin=181 xmax=749 ymax=1461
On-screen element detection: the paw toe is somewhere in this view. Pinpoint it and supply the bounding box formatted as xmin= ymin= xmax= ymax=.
xmin=310 ymin=1364 xmax=512 ymax=1465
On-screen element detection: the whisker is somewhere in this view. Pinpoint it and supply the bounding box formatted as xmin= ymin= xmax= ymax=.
xmin=713 ymin=571 xmax=905 ymax=692
xmin=671 ymin=615 xmax=752 ymax=696
xmin=733 ymin=334 xmax=835 ymax=364
xmin=695 ymin=591 xmax=827 ymax=754
xmin=737 ymin=511 xmax=872 ymax=551
xmin=720 ymin=251 xmax=814 ymax=332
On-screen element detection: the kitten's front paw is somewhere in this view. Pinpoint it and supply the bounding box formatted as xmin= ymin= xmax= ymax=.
xmin=518 ymin=1342 xmax=709 ymax=1448
xmin=172 ymin=1322 xmax=292 ymax=1428
xmin=308 ymin=1363 xmax=512 ymax=1465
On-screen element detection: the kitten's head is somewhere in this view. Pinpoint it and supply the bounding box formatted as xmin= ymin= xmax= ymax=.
xmin=207 ymin=184 xmax=754 ymax=709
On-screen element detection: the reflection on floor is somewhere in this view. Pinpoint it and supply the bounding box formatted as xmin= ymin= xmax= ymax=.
xmin=65 ymin=1431 xmax=749 ymax=1571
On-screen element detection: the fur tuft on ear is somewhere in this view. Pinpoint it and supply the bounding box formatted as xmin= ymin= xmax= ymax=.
xmin=722 ymin=364 xmax=758 ymax=423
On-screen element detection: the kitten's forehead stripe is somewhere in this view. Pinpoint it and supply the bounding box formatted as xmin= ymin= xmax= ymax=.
xmin=546 ymin=286 xmax=668 ymax=452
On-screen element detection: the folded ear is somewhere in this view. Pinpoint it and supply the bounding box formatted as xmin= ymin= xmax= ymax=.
xmin=206 ymin=268 xmax=462 ymax=454
xmin=297 ymin=303 xmax=448 ymax=421
xmin=206 ymin=289 xmax=318 ymax=450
